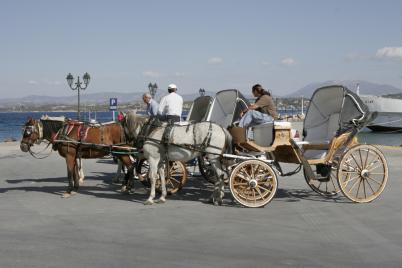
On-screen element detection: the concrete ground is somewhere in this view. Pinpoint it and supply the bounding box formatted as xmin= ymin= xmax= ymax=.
xmin=1 ymin=142 xmax=402 ymax=268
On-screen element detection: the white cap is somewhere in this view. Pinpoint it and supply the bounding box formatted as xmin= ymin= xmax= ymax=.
xmin=168 ymin=84 xmax=177 ymax=90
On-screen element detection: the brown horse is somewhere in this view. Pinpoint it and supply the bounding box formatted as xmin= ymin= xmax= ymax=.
xmin=20 ymin=116 xmax=85 ymax=182
xmin=21 ymin=117 xmax=137 ymax=197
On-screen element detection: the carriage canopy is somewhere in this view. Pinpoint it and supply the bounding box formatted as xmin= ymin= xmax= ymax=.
xmin=303 ymin=85 xmax=371 ymax=141
xmin=205 ymin=89 xmax=250 ymax=128
xmin=186 ymin=96 xmax=213 ymax=122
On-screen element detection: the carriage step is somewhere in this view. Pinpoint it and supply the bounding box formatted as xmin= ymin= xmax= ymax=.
xmin=315 ymin=177 xmax=330 ymax=182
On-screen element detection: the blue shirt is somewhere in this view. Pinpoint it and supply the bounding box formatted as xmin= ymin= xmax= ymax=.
xmin=146 ymin=99 xmax=159 ymax=117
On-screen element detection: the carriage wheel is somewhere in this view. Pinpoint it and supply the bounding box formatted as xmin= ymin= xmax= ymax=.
xmin=165 ymin=161 xmax=188 ymax=194
xmin=229 ymin=159 xmax=277 ymax=208
xmin=303 ymin=164 xmax=340 ymax=197
xmin=136 ymin=159 xmax=188 ymax=195
xmin=198 ymin=156 xmax=218 ymax=184
xmin=337 ymin=144 xmax=388 ymax=203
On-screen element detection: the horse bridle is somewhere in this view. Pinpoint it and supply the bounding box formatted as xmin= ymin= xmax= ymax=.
xmin=21 ymin=120 xmax=52 ymax=159
xmin=21 ymin=120 xmax=42 ymax=145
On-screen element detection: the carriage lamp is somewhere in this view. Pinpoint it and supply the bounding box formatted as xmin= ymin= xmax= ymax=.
xmin=199 ymin=88 xmax=206 ymax=96
xmin=148 ymin=82 xmax=158 ymax=99
xmin=66 ymin=72 xmax=91 ymax=120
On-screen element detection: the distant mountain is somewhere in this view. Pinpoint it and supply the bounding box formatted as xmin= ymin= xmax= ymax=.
xmin=0 ymin=90 xmax=217 ymax=108
xmin=287 ymin=80 xmax=402 ymax=98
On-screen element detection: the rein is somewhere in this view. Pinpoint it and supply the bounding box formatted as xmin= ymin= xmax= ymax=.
xmin=28 ymin=141 xmax=53 ymax=159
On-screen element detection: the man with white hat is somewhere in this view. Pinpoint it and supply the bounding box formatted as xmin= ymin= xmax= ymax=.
xmin=158 ymin=83 xmax=183 ymax=123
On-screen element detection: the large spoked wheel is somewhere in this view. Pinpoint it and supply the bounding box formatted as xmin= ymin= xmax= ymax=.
xmin=198 ymin=156 xmax=218 ymax=184
xmin=166 ymin=161 xmax=188 ymax=194
xmin=229 ymin=159 xmax=278 ymax=208
xmin=136 ymin=159 xmax=188 ymax=195
xmin=304 ymin=164 xmax=340 ymax=197
xmin=337 ymin=144 xmax=388 ymax=203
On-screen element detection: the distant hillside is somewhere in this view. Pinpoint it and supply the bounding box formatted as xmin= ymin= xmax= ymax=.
xmin=383 ymin=92 xmax=402 ymax=99
xmin=287 ymin=80 xmax=402 ymax=98
xmin=0 ymin=90 xmax=217 ymax=108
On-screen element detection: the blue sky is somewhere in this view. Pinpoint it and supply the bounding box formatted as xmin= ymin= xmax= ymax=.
xmin=1 ymin=0 xmax=402 ymax=98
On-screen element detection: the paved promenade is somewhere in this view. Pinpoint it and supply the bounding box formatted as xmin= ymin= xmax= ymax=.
xmin=1 ymin=142 xmax=402 ymax=268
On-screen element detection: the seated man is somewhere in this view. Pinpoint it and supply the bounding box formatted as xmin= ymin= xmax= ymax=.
xmin=239 ymin=84 xmax=277 ymax=128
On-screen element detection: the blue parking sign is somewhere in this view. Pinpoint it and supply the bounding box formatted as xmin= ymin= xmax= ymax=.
xmin=109 ymin=98 xmax=117 ymax=110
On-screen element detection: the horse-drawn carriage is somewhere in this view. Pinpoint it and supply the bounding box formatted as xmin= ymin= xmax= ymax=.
xmin=183 ymin=85 xmax=388 ymax=207
xmin=21 ymin=85 xmax=388 ymax=207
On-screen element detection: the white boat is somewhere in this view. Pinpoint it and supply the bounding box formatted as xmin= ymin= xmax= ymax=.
xmin=357 ymin=87 xmax=402 ymax=132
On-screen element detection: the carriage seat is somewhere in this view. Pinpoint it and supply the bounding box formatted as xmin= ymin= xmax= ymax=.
xmin=302 ymin=113 xmax=340 ymax=159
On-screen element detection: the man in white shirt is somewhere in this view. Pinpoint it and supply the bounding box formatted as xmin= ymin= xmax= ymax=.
xmin=158 ymin=84 xmax=183 ymax=123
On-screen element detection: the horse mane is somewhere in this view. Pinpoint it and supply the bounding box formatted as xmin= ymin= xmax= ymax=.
xmin=40 ymin=117 xmax=65 ymax=140
xmin=124 ymin=110 xmax=149 ymax=143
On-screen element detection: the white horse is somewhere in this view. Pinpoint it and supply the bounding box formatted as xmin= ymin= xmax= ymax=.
xmin=142 ymin=121 xmax=232 ymax=205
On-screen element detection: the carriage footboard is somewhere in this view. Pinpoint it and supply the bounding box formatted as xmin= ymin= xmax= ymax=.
xmin=288 ymin=139 xmax=317 ymax=181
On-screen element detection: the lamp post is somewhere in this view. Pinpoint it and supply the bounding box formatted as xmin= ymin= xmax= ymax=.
xmin=199 ymin=88 xmax=205 ymax=96
xmin=66 ymin=72 xmax=91 ymax=120
xmin=148 ymin=82 xmax=158 ymax=99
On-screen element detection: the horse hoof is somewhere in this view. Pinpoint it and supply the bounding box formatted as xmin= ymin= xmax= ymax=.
xmin=156 ymin=198 xmax=166 ymax=204
xmin=62 ymin=193 xmax=71 ymax=198
xmin=213 ymin=199 xmax=223 ymax=206
xmin=144 ymin=200 xmax=154 ymax=205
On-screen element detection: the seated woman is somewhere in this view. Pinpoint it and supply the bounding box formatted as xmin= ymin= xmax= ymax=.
xmin=239 ymin=84 xmax=278 ymax=128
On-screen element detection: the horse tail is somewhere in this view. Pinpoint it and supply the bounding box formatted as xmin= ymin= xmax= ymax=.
xmin=222 ymin=127 xmax=233 ymax=155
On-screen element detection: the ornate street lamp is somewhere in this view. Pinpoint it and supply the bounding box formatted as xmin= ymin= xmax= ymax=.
xmin=66 ymin=72 xmax=91 ymax=120
xmin=199 ymin=88 xmax=205 ymax=96
xmin=148 ymin=82 xmax=158 ymax=98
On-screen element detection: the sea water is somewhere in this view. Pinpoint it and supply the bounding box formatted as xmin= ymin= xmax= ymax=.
xmin=0 ymin=111 xmax=116 ymax=142
xmin=2 ymin=111 xmax=401 ymax=146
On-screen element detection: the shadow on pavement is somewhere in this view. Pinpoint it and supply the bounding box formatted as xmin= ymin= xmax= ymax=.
xmin=1 ymin=172 xmax=350 ymax=205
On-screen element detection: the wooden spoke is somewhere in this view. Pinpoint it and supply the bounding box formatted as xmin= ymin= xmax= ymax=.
xmin=358 ymin=149 xmax=364 ymax=170
xmin=233 ymin=182 xmax=249 ymax=186
xmin=235 ymin=172 xmax=249 ymax=182
xmin=341 ymin=170 xmax=360 ymax=174
xmin=343 ymin=161 xmax=358 ymax=172
xmin=342 ymin=175 xmax=360 ymax=187
xmin=363 ymin=179 xmax=368 ymax=199
xmin=240 ymin=167 xmax=252 ymax=181
xmin=255 ymin=186 xmax=265 ymax=199
xmin=365 ymin=175 xmax=383 ymax=186
xmin=365 ymin=178 xmax=376 ymax=195
xmin=169 ymin=177 xmax=180 ymax=184
xmin=350 ymin=154 xmax=362 ymax=171
xmin=368 ymin=162 xmax=383 ymax=172
xmin=256 ymin=184 xmax=272 ymax=193
xmin=364 ymin=148 xmax=370 ymax=168
xmin=347 ymin=177 xmax=362 ymax=194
